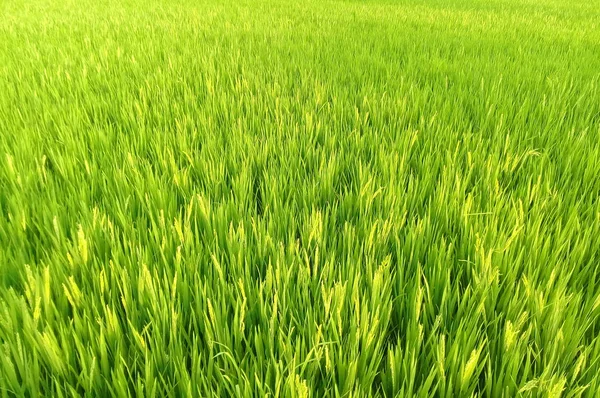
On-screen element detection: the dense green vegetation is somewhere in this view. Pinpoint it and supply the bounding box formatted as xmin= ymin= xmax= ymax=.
xmin=1 ymin=0 xmax=599 ymax=396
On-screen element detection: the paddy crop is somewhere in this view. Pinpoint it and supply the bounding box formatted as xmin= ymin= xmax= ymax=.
xmin=1 ymin=0 xmax=599 ymax=396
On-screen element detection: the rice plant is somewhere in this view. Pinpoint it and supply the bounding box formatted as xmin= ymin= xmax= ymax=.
xmin=1 ymin=0 xmax=599 ymax=396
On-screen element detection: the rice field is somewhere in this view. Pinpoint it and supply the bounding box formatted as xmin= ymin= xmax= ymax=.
xmin=1 ymin=0 xmax=600 ymax=396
